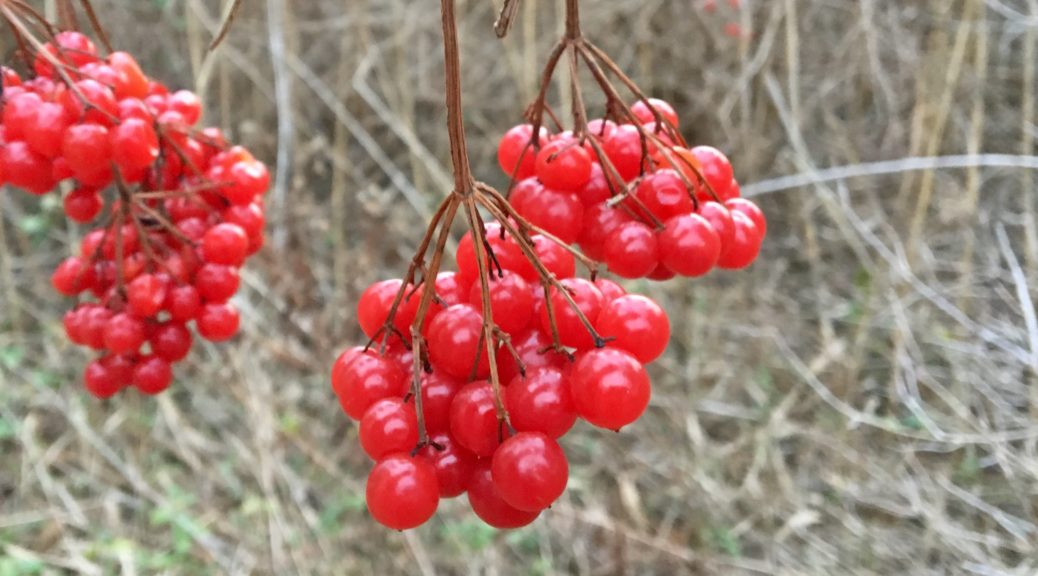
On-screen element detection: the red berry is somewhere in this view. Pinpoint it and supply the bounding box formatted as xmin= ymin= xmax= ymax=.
xmin=537 ymin=278 xmax=604 ymax=350
xmin=498 ymin=124 xmax=546 ymax=180
xmin=578 ymin=202 xmax=634 ymax=261
xmin=576 ymin=162 xmax=615 ymax=206
xmin=635 ymin=169 xmax=694 ymax=220
xmin=594 ymin=278 xmax=626 ymax=303
xmin=716 ymin=211 xmax=762 ymax=270
xmin=2 ymin=141 xmax=55 ymax=194
xmin=449 ymin=381 xmax=507 ymax=457
xmin=127 ymin=274 xmax=168 ymax=318
xmin=51 ymin=256 xmax=95 ymax=295
xmin=631 ymin=98 xmax=679 ymax=127
xmin=602 ymin=124 xmax=645 ymax=181
xmin=165 ymin=284 xmax=202 ymax=322
xmin=25 ymin=102 xmax=70 ymax=158
xmin=365 ymin=454 xmax=439 ymax=530
xmin=657 ymin=213 xmax=721 ymax=277
xmin=111 ymin=117 xmax=159 ymax=173
xmin=414 ymin=371 xmax=464 ymax=434
xmin=697 ymin=201 xmax=736 ymax=254
xmin=505 ymin=367 xmax=576 ymax=438
xmin=418 ymin=434 xmax=477 ymax=498
xmin=725 ymin=198 xmax=766 ymax=238
xmin=63 ymin=187 xmax=103 ymax=223
xmin=455 ymin=223 xmax=524 ymax=287
xmin=691 ymin=146 xmax=735 ymax=201
xmin=491 ymin=432 xmax=568 ymax=512
xmin=535 ymin=138 xmax=593 ymax=192
xmin=360 ymin=399 xmax=419 ymax=460
xmin=333 ymin=352 xmax=408 ymax=420
xmin=494 ymin=328 xmax=567 ymax=386
xmin=196 ymin=302 xmax=240 ymax=342
xmin=62 ymin=123 xmax=112 ymax=179
xmin=150 ymin=323 xmax=193 ymax=362
xmin=103 ymin=313 xmax=146 ymax=355
xmin=194 ymin=264 xmax=240 ymax=303
xmin=596 ymin=295 xmax=670 ymax=363
xmin=467 ymin=271 xmax=532 ymax=336
xmin=569 ymin=348 xmax=650 ymax=430
xmin=603 ymin=221 xmax=659 ymax=279
xmin=515 ymin=188 xmax=584 ymax=245
xmin=427 ymin=304 xmax=490 ymax=380
xmin=84 ymin=360 xmax=121 ymax=399
xmin=108 ymin=52 xmax=150 ymax=99
xmin=132 ymin=356 xmax=173 ymax=395
xmin=467 ymin=461 xmax=540 ymax=529
xmin=201 ymin=223 xmax=249 ymax=266
xmin=357 ymin=279 xmax=407 ymax=342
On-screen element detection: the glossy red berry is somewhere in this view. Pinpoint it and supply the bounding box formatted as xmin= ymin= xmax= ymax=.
xmin=111 ymin=117 xmax=159 ymax=173
xmin=333 ymin=352 xmax=408 ymax=420
xmin=596 ymin=295 xmax=670 ymax=364
xmin=127 ymin=274 xmax=167 ymax=318
xmin=63 ymin=187 xmax=103 ymax=223
xmin=366 ymin=454 xmax=439 ymax=530
xmin=505 ymin=367 xmax=576 ymax=438
xmin=657 ymin=213 xmax=721 ymax=277
xmin=449 ymin=381 xmax=507 ymax=457
xmin=497 ymin=124 xmax=546 ymax=180
xmin=569 ymin=348 xmax=651 ymax=430
xmin=201 ymin=223 xmax=249 ymax=266
xmin=535 ymin=138 xmax=593 ymax=193
xmin=196 ymin=302 xmax=240 ymax=342
xmin=360 ymin=399 xmax=419 ymax=460
xmin=418 ymin=433 xmax=477 ymax=498
xmin=635 ymin=169 xmax=695 ymax=220
xmin=515 ymin=187 xmax=584 ymax=245
xmin=603 ymin=221 xmax=659 ymax=279
xmin=103 ymin=313 xmax=146 ymax=355
xmin=84 ymin=360 xmax=121 ymax=399
xmin=468 ymin=271 xmax=532 ymax=336
xmin=414 ymin=371 xmax=464 ymax=434
xmin=150 ymin=322 xmax=193 ymax=362
xmin=467 ymin=461 xmax=540 ymax=529
xmin=132 ymin=355 xmax=173 ymax=395
xmin=716 ymin=211 xmax=762 ymax=270
xmin=631 ymin=98 xmax=679 ymax=127
xmin=427 ymin=304 xmax=490 ymax=380
xmin=491 ymin=432 xmax=568 ymax=512
xmin=194 ymin=264 xmax=240 ymax=303
xmin=725 ymin=198 xmax=766 ymax=238
xmin=538 ymin=278 xmax=604 ymax=350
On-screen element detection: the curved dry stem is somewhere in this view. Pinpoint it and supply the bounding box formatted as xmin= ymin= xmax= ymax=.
xmin=208 ymin=0 xmax=244 ymax=51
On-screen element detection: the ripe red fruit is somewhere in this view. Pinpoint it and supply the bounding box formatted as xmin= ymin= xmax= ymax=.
xmin=111 ymin=117 xmax=159 ymax=173
xmin=635 ymin=169 xmax=695 ymax=220
xmin=494 ymin=328 xmax=567 ymax=386
xmin=538 ymin=278 xmax=604 ymax=350
xmin=657 ymin=213 xmax=721 ymax=277
xmin=196 ymin=302 xmax=240 ymax=342
xmin=468 ymin=271 xmax=533 ymax=336
xmin=603 ymin=221 xmax=659 ymax=279
xmin=418 ymin=433 xmax=477 ymax=498
xmin=63 ymin=187 xmax=103 ymax=223
xmin=697 ymin=201 xmax=736 ymax=253
xmin=594 ymin=278 xmax=626 ymax=303
xmin=360 ymin=399 xmax=420 ymax=460
xmin=596 ymin=295 xmax=670 ymax=364
xmin=201 ymin=223 xmax=249 ymax=266
xmin=51 ymin=256 xmax=95 ymax=295
xmin=34 ymin=31 xmax=98 ymax=77
xmin=366 ymin=454 xmax=439 ymax=530
xmin=62 ymin=123 xmax=112 ymax=179
xmin=449 ymin=381 xmax=507 ymax=457
xmin=103 ymin=313 xmax=146 ymax=355
xmin=150 ymin=323 xmax=193 ymax=362
xmin=467 ymin=461 xmax=540 ymax=529
xmin=577 ymin=162 xmax=614 ymax=206
xmin=414 ymin=371 xmax=464 ymax=434
xmin=108 ymin=52 xmax=149 ymax=99
xmin=84 ymin=360 xmax=121 ymax=399
xmin=194 ymin=264 xmax=240 ymax=303
xmin=515 ymin=188 xmax=584 ymax=245
xmin=725 ymin=198 xmax=767 ymax=239
xmin=691 ymin=146 xmax=735 ymax=201
xmin=333 ymin=352 xmax=408 ymax=420
xmin=491 ymin=432 xmax=569 ymax=512
xmin=497 ymin=124 xmax=546 ymax=180
xmin=631 ymin=98 xmax=679 ymax=127
xmin=602 ymin=124 xmax=645 ymax=181
xmin=357 ymin=279 xmax=405 ymax=341
xmin=569 ymin=348 xmax=651 ymax=430
xmin=535 ymin=138 xmax=593 ymax=193
xmin=426 ymin=304 xmax=490 ymax=380
xmin=2 ymin=140 xmax=55 ymax=194
xmin=578 ymin=202 xmax=634 ymax=261
xmin=165 ymin=284 xmax=203 ymax=322
xmin=716 ymin=211 xmax=762 ymax=270
xmin=127 ymin=274 xmax=167 ymax=318
xmin=455 ymin=223 xmax=524 ymax=287
xmin=505 ymin=367 xmax=576 ymax=438
xmin=25 ymin=102 xmax=69 ymax=158
xmin=132 ymin=355 xmax=173 ymax=395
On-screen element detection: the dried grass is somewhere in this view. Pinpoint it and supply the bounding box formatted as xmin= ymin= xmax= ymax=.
xmin=2 ymin=0 xmax=1037 ymax=574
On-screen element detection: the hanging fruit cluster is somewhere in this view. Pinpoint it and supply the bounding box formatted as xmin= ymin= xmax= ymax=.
xmin=1 ymin=30 xmax=269 ymax=398
xmin=329 ymin=0 xmax=769 ymax=531
xmin=498 ymin=100 xmax=766 ymax=281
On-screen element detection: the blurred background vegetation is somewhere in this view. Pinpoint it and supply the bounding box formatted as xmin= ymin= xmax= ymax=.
xmin=2 ymin=0 xmax=1038 ymax=574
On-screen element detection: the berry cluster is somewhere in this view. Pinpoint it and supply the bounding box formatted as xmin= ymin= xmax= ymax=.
xmin=497 ymin=98 xmax=767 ymax=280
xmin=332 ymin=235 xmax=671 ymax=530
xmin=1 ymin=32 xmax=268 ymax=397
